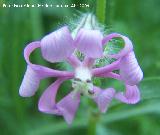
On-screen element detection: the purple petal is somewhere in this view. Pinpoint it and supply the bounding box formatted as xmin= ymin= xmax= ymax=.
xmin=41 ymin=26 xmax=75 ymax=62
xmin=24 ymin=41 xmax=74 ymax=79
xmin=120 ymin=51 xmax=143 ymax=85
xmin=24 ymin=41 xmax=41 ymax=64
xmin=93 ymin=87 xmax=115 ymax=113
xmin=57 ymin=92 xmax=80 ymax=124
xmin=38 ymin=78 xmax=80 ymax=124
xmin=102 ymin=33 xmax=133 ymax=59
xmin=115 ymin=85 xmax=140 ymax=104
xmin=92 ymin=59 xmax=121 ymax=76
xmin=66 ymin=54 xmax=81 ymax=68
xmin=19 ymin=66 xmax=40 ymax=97
xmin=82 ymin=57 xmax=95 ymax=68
xmin=75 ymin=29 xmax=103 ymax=58
xmin=96 ymin=72 xmax=121 ymax=80
xmin=38 ymin=79 xmax=65 ymax=115
xmin=30 ymin=65 xmax=74 ymax=79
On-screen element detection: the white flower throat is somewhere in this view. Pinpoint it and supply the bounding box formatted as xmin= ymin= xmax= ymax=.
xmin=71 ymin=13 xmax=100 ymax=97
xmin=72 ymin=66 xmax=94 ymax=97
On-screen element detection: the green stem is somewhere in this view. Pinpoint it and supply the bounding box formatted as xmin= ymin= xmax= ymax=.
xmin=96 ymin=0 xmax=107 ymax=23
xmin=87 ymin=111 xmax=100 ymax=135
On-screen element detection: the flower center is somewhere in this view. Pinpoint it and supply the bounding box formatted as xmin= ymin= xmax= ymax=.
xmin=72 ymin=66 xmax=94 ymax=98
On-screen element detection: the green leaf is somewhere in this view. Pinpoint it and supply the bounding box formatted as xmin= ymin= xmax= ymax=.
xmin=140 ymin=77 xmax=160 ymax=100
xmin=28 ymin=119 xmax=86 ymax=135
xmin=102 ymin=99 xmax=160 ymax=124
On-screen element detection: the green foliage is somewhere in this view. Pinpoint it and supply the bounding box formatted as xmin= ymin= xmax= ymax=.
xmin=0 ymin=0 xmax=160 ymax=135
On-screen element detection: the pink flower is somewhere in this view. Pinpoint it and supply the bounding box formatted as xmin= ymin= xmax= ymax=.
xmin=19 ymin=26 xmax=143 ymax=124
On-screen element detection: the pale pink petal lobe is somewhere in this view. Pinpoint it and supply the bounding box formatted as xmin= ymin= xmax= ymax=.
xmin=19 ymin=66 xmax=40 ymax=97
xmin=41 ymin=26 xmax=75 ymax=62
xmin=120 ymin=51 xmax=143 ymax=85
xmin=115 ymin=85 xmax=140 ymax=104
xmin=75 ymin=29 xmax=103 ymax=58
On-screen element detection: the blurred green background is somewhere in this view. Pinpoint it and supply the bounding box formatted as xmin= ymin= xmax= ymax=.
xmin=0 ymin=0 xmax=160 ymax=135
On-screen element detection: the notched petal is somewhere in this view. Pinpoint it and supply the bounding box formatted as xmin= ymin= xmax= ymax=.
xmin=93 ymin=87 xmax=115 ymax=113
xmin=19 ymin=66 xmax=40 ymax=97
xmin=41 ymin=26 xmax=75 ymax=63
xmin=57 ymin=92 xmax=80 ymax=124
xmin=75 ymin=29 xmax=103 ymax=58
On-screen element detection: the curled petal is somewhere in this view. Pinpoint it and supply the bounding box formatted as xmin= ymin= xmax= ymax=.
xmin=38 ymin=79 xmax=65 ymax=115
xmin=102 ymin=33 xmax=133 ymax=59
xmin=19 ymin=66 xmax=40 ymax=97
xmin=120 ymin=51 xmax=143 ymax=85
xmin=92 ymin=33 xmax=134 ymax=76
xmin=115 ymin=85 xmax=140 ymax=104
xmin=57 ymin=92 xmax=80 ymax=124
xmin=41 ymin=26 xmax=75 ymax=63
xmin=93 ymin=87 xmax=115 ymax=113
xmin=24 ymin=41 xmax=74 ymax=79
xmin=75 ymin=29 xmax=103 ymax=58
xmin=38 ymin=79 xmax=80 ymax=124
xmin=24 ymin=41 xmax=40 ymax=64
